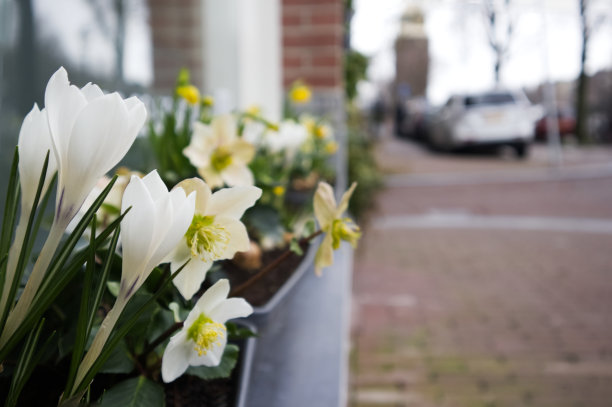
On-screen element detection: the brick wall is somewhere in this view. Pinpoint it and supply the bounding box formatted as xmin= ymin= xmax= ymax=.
xmin=149 ymin=0 xmax=204 ymax=93
xmin=282 ymin=0 xmax=344 ymax=91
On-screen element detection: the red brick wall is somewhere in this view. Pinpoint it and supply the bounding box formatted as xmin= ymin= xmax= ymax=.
xmin=282 ymin=0 xmax=344 ymax=90
xmin=149 ymin=0 xmax=204 ymax=92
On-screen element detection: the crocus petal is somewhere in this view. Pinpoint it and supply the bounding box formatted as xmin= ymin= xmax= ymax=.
xmin=188 ymin=334 xmax=227 ymax=367
xmin=207 ymin=186 xmax=261 ymax=219
xmin=221 ymin=164 xmax=254 ymax=187
xmin=336 ymin=182 xmax=358 ymax=217
xmin=44 ymin=67 xmax=87 ymax=164
xmin=314 ymin=182 xmax=337 ymax=229
xmin=80 ymin=82 xmax=104 ymax=101
xmin=209 ymin=298 xmax=253 ymax=324
xmin=121 ymin=175 xmax=156 ymax=277
xmin=314 ymin=232 xmax=334 ymax=276
xmin=18 ymin=104 xmax=57 ymax=208
xmin=172 ymin=257 xmax=213 ymax=300
xmin=161 ymin=331 xmax=192 ymax=383
xmin=142 ymin=168 xmax=171 ymax=202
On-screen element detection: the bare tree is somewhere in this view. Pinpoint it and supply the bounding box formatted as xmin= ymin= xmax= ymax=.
xmin=483 ymin=0 xmax=513 ymax=84
xmin=88 ymin=0 xmax=127 ymax=86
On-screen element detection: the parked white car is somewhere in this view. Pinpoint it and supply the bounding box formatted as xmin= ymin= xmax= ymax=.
xmin=428 ymin=90 xmax=539 ymax=157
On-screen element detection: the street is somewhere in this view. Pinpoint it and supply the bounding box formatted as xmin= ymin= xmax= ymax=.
xmin=350 ymin=135 xmax=612 ymax=407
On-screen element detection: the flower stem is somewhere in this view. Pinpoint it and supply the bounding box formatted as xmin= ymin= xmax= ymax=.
xmin=0 ymin=219 xmax=65 ymax=346
xmin=140 ymin=321 xmax=184 ymax=361
xmin=72 ymin=295 xmax=128 ymax=395
xmin=229 ymin=230 xmax=322 ymax=297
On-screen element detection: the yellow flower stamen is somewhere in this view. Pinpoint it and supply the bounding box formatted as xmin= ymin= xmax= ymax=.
xmin=202 ymin=95 xmax=214 ymax=107
xmin=324 ymin=141 xmax=338 ymax=155
xmin=185 ymin=214 xmax=230 ymax=262
xmin=314 ymin=125 xmax=328 ymax=139
xmin=210 ymin=146 xmax=233 ymax=172
xmin=187 ymin=313 xmax=226 ymax=356
xmin=331 ymin=218 xmax=361 ymax=249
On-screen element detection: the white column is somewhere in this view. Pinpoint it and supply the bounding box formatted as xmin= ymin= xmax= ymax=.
xmin=202 ymin=0 xmax=282 ymax=121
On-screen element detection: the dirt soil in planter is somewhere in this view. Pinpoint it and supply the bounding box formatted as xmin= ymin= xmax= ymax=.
xmin=222 ymin=245 xmax=306 ymax=307
xmin=165 ymin=373 xmax=237 ymax=407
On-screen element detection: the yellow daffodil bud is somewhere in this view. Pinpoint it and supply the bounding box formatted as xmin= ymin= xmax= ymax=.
xmin=202 ymin=95 xmax=214 ymax=107
xmin=177 ymin=85 xmax=201 ymax=105
xmin=273 ymin=185 xmax=286 ymax=196
xmin=324 ymin=141 xmax=338 ymax=155
xmin=290 ymin=83 xmax=312 ymax=104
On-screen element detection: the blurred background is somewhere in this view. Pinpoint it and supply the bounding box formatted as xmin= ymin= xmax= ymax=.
xmin=1 ymin=0 xmax=612 ymax=406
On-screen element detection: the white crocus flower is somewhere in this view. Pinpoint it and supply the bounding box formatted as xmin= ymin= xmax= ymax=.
xmin=161 ymin=279 xmax=253 ymax=383
xmin=183 ymin=114 xmax=255 ymax=188
xmin=167 ymin=178 xmax=261 ymax=300
xmin=0 ymin=104 xmax=58 ymax=321
xmin=1 ymin=68 xmax=147 ymax=344
xmin=74 ymin=170 xmax=196 ymax=390
xmin=314 ymin=182 xmax=361 ymax=276
xmin=45 ymin=67 xmax=147 ymax=224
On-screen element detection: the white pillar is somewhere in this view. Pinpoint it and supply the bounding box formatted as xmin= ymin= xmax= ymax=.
xmin=202 ymin=0 xmax=282 ymax=121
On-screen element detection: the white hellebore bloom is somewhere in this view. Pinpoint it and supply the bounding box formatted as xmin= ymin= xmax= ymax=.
xmin=183 ymin=114 xmax=255 ymax=188
xmin=162 ymin=279 xmax=253 ymax=383
xmin=314 ymin=181 xmax=361 ymax=276
xmin=265 ymin=120 xmax=308 ymax=157
xmin=45 ymin=67 xmax=147 ymax=224
xmin=75 ymin=170 xmax=196 ymax=389
xmin=167 ymin=178 xmax=261 ymax=300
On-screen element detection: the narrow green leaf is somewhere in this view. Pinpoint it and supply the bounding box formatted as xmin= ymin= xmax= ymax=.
xmin=99 ymin=376 xmax=165 ymax=407
xmin=65 ymin=217 xmax=97 ymax=394
xmin=0 ymin=147 xmax=21 ymax=298
xmin=5 ymin=318 xmax=48 ymax=407
xmin=0 ymin=210 xmax=128 ymax=361
xmin=24 ymin=172 xmax=57 ymax=261
xmin=74 ymin=262 xmax=189 ymax=395
xmin=0 ymin=152 xmax=50 ymax=332
xmin=186 ymin=344 xmax=239 ymax=380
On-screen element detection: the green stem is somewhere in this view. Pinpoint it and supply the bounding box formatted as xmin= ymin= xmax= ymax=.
xmin=0 ymin=210 xmax=29 ymax=321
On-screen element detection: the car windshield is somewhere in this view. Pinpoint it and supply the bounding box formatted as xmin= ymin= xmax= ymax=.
xmin=464 ymin=93 xmax=515 ymax=107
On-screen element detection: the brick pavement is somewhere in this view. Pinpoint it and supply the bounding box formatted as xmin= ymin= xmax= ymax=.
xmin=349 ymin=138 xmax=612 ymax=407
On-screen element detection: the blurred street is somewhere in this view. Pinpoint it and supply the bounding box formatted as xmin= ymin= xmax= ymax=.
xmin=350 ymin=128 xmax=612 ymax=406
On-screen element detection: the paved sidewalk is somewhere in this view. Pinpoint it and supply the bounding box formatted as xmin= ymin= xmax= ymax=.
xmin=350 ymin=137 xmax=612 ymax=407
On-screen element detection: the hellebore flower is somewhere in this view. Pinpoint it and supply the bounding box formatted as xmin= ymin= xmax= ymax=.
xmin=166 ymin=178 xmax=261 ymax=300
xmin=313 ymin=182 xmax=361 ymax=276
xmin=45 ymin=66 xmax=147 ymax=224
xmin=74 ymin=170 xmax=195 ymax=389
xmin=265 ymin=120 xmax=308 ymax=159
xmin=161 ymin=279 xmax=253 ymax=383
xmin=183 ymin=114 xmax=255 ymax=188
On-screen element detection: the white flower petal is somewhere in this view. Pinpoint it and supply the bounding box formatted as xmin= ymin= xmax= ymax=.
xmin=207 ymin=186 xmax=261 ymax=219
xmin=188 ymin=334 xmax=226 ymax=367
xmin=80 ymin=83 xmax=104 ymax=101
xmin=193 ymin=278 xmax=230 ymax=316
xmin=44 ymin=67 xmax=88 ymax=164
xmin=141 ymin=169 xmax=169 ymax=202
xmin=314 ymin=232 xmax=334 ymax=276
xmin=198 ymin=166 xmax=224 ymax=189
xmin=221 ymin=163 xmax=254 ymax=187
xmin=336 ymin=182 xmax=357 ymax=217
xmin=314 ymin=182 xmax=337 ymax=229
xmin=174 ymin=178 xmax=212 ymax=214
xmin=172 ymin=257 xmax=213 ymax=300
xmin=166 ymin=239 xmax=191 ymax=269
xmin=217 ymin=217 xmax=250 ymax=259
xmin=209 ymin=298 xmax=253 ymax=324
xmin=161 ymin=331 xmax=192 ymax=383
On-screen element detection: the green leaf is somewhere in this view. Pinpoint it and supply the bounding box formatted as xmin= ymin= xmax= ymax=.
xmin=99 ymin=376 xmax=165 ymax=407
xmin=289 ymin=238 xmax=304 ymax=256
xmin=99 ymin=340 xmax=135 ymax=374
xmin=226 ymin=322 xmax=257 ymax=340
xmin=186 ymin=344 xmax=239 ymax=380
